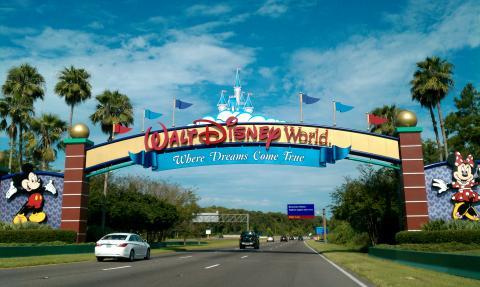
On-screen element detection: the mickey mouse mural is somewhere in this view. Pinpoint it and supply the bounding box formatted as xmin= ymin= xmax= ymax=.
xmin=5 ymin=164 xmax=57 ymax=224
xmin=432 ymin=152 xmax=479 ymax=221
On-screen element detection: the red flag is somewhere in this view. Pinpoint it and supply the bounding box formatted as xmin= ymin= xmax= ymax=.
xmin=368 ymin=114 xmax=388 ymax=125
xmin=113 ymin=123 xmax=132 ymax=134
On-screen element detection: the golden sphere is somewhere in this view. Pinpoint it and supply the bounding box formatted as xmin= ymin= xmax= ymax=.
xmin=396 ymin=110 xmax=417 ymax=127
xmin=69 ymin=123 xmax=90 ymax=138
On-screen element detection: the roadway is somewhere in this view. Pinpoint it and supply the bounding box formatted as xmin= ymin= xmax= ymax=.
xmin=0 ymin=240 xmax=370 ymax=287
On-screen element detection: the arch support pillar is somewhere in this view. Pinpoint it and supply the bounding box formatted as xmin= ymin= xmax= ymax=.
xmin=61 ymin=138 xmax=93 ymax=242
xmin=396 ymin=127 xmax=428 ymax=231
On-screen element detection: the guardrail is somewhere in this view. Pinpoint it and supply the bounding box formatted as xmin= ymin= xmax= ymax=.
xmin=369 ymin=247 xmax=480 ymax=280
xmin=0 ymin=241 xmax=209 ymax=258
xmin=150 ymin=241 xmax=207 ymax=248
xmin=0 ymin=244 xmax=94 ymax=258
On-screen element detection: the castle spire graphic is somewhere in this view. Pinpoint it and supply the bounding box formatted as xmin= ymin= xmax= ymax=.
xmin=217 ymin=68 xmax=254 ymax=114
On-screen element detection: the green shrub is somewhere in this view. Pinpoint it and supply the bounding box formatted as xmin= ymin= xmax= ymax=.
xmin=422 ymin=219 xmax=480 ymax=231
xmin=421 ymin=219 xmax=447 ymax=231
xmin=396 ymin=230 xmax=480 ymax=244
xmin=444 ymin=220 xmax=480 ymax=230
xmin=0 ymin=222 xmax=52 ymax=231
xmin=377 ymin=242 xmax=480 ymax=252
xmin=0 ymin=229 xmax=76 ymax=243
xmin=86 ymin=225 xmax=116 ymax=242
xmin=328 ymin=220 xmax=370 ymax=250
xmin=328 ymin=221 xmax=356 ymax=244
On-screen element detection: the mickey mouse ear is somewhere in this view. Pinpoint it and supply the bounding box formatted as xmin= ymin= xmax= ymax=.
xmin=21 ymin=163 xmax=34 ymax=174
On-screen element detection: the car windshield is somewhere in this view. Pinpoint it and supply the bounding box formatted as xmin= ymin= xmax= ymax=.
xmin=101 ymin=234 xmax=128 ymax=240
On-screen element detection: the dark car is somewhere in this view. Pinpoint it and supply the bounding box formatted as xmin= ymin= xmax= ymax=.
xmin=239 ymin=231 xmax=260 ymax=249
xmin=298 ymin=236 xmax=304 ymax=241
xmin=289 ymin=236 xmax=294 ymax=240
xmin=280 ymin=235 xmax=288 ymax=242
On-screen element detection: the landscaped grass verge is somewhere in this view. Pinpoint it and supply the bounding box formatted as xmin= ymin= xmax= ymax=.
xmin=0 ymin=239 xmax=239 ymax=269
xmin=306 ymin=240 xmax=480 ymax=287
xmin=376 ymin=242 xmax=480 ymax=254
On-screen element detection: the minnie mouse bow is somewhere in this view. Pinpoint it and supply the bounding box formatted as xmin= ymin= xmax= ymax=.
xmin=454 ymin=151 xmax=474 ymax=167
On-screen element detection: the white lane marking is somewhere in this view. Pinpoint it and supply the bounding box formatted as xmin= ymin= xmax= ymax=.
xmin=180 ymin=256 xmax=193 ymax=259
xmin=304 ymin=242 xmax=368 ymax=287
xmin=241 ymin=255 xmax=248 ymax=259
xmin=204 ymin=264 xmax=220 ymax=269
xmin=102 ymin=265 xmax=131 ymax=271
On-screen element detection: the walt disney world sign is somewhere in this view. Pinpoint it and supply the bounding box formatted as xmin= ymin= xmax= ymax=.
xmin=84 ymin=116 xmax=400 ymax=173
xmin=131 ymin=117 xmax=350 ymax=170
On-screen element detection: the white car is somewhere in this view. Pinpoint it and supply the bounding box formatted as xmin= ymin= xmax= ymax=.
xmin=95 ymin=233 xmax=150 ymax=262
xmin=266 ymin=236 xmax=274 ymax=242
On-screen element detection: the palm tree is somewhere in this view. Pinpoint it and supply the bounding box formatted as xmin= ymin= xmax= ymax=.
xmin=369 ymin=105 xmax=399 ymax=136
xmin=2 ymin=64 xmax=45 ymax=168
xmin=0 ymin=93 xmax=34 ymax=172
xmin=411 ymin=87 xmax=442 ymax=160
xmin=411 ymin=56 xmax=453 ymax=160
xmin=30 ymin=114 xmax=67 ymax=170
xmin=23 ymin=130 xmax=42 ymax=168
xmin=90 ymin=90 xmax=134 ymax=140
xmin=55 ymin=66 xmax=92 ymax=126
xmin=90 ymin=90 xmax=134 ymax=231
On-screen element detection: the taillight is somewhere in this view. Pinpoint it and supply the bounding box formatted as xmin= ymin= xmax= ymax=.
xmin=117 ymin=243 xmax=128 ymax=247
xmin=95 ymin=243 xmax=102 ymax=247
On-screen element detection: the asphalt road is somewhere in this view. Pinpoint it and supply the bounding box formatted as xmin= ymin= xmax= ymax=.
xmin=0 ymin=240 xmax=370 ymax=287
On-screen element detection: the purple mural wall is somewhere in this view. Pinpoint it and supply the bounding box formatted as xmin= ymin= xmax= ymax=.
xmin=0 ymin=171 xmax=64 ymax=229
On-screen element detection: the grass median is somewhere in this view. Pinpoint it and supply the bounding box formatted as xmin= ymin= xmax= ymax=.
xmin=306 ymin=240 xmax=479 ymax=287
xmin=0 ymin=239 xmax=239 ymax=269
xmin=375 ymin=242 xmax=480 ymax=256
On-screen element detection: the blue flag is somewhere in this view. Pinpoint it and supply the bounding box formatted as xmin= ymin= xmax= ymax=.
xmin=175 ymin=99 xmax=193 ymax=109
xmin=335 ymin=102 xmax=354 ymax=113
xmin=144 ymin=109 xmax=162 ymax=119
xmin=301 ymin=94 xmax=320 ymax=104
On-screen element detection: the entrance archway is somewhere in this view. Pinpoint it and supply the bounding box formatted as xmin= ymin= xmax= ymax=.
xmin=62 ymin=113 xmax=427 ymax=242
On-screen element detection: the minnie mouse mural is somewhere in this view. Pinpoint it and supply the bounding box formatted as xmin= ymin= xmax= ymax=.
xmin=432 ymin=152 xmax=479 ymax=221
xmin=5 ymin=164 xmax=57 ymax=224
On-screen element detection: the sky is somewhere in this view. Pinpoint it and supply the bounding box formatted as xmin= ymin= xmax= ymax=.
xmin=0 ymin=0 xmax=479 ymax=214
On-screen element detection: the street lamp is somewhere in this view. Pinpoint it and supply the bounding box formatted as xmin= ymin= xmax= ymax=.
xmin=322 ymin=208 xmax=328 ymax=244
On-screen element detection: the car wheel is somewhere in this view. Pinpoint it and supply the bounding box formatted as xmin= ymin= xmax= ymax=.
xmin=239 ymin=245 xmax=244 ymax=249
xmin=96 ymin=257 xmax=104 ymax=262
xmin=144 ymin=249 xmax=151 ymax=260
xmin=254 ymin=245 xmax=259 ymax=249
xmin=129 ymin=250 xmax=135 ymax=262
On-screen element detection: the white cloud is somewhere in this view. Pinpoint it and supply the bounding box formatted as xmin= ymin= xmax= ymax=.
xmin=147 ymin=159 xmax=360 ymax=212
xmin=0 ymin=25 xmax=35 ymax=35
xmin=257 ymin=0 xmax=288 ymax=18
xmin=147 ymin=16 xmax=168 ymax=24
xmin=201 ymin=110 xmax=283 ymax=124
xmin=87 ymin=21 xmax=104 ymax=30
xmin=186 ymin=4 xmax=232 ymax=17
xmin=0 ymin=26 xmax=255 ymax=146
xmin=282 ymin=0 xmax=480 ymax=134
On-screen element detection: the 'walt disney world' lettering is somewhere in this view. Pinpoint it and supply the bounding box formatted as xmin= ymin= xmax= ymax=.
xmin=144 ymin=116 xmax=329 ymax=151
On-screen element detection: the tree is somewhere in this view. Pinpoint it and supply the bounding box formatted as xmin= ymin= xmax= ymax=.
xmin=1 ymin=64 xmax=45 ymax=168
xmin=90 ymin=90 xmax=134 ymax=140
xmin=30 ymin=113 xmax=67 ymax=170
xmin=90 ymin=90 xmax=134 ymax=232
xmin=330 ymin=166 xmax=402 ymax=245
xmin=0 ymin=96 xmax=21 ymax=172
xmin=422 ymin=139 xmax=442 ymax=165
xmin=369 ymin=105 xmax=399 ymax=136
xmin=22 ymin=130 xmax=42 ymax=168
xmin=411 ymin=56 xmax=453 ymax=160
xmin=445 ymin=83 xmax=480 ymax=156
xmin=86 ymin=175 xmax=180 ymax=242
xmin=55 ymin=66 xmax=92 ymax=127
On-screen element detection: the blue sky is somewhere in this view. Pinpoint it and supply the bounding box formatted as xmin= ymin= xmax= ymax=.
xmin=0 ymin=0 xmax=479 ymax=213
